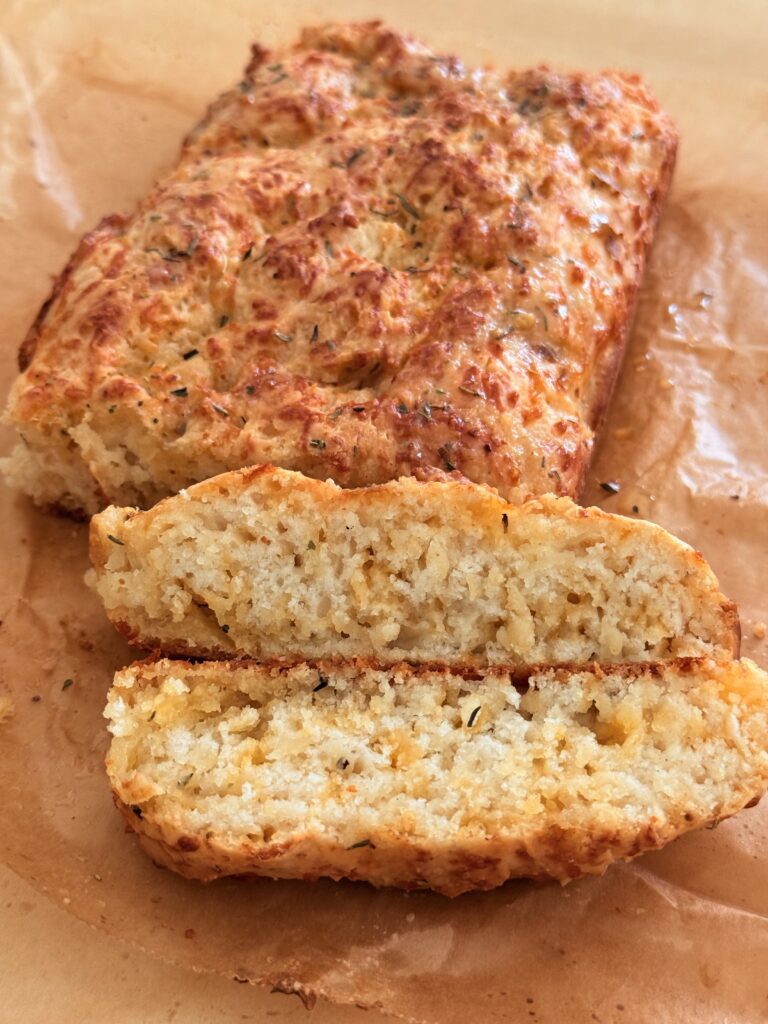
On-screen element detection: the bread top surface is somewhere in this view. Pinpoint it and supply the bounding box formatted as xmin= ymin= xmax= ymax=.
xmin=5 ymin=21 xmax=677 ymax=512
xmin=89 ymin=466 xmax=738 ymax=664
xmin=105 ymin=656 xmax=768 ymax=891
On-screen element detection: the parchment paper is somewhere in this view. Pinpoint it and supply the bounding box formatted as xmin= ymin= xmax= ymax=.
xmin=1 ymin=1 xmax=767 ymax=1021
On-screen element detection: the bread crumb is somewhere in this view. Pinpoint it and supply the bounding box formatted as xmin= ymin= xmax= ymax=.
xmin=0 ymin=695 xmax=15 ymax=725
xmin=753 ymin=622 xmax=766 ymax=640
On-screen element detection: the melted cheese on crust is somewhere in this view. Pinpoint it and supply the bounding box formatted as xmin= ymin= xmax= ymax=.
xmin=4 ymin=21 xmax=678 ymax=513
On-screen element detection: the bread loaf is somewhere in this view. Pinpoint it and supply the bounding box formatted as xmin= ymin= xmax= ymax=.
xmin=1 ymin=21 xmax=677 ymax=515
xmin=105 ymin=656 xmax=768 ymax=895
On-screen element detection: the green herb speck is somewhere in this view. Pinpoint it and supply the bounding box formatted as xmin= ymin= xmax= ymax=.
xmin=347 ymin=839 xmax=373 ymax=850
xmin=394 ymin=192 xmax=421 ymax=219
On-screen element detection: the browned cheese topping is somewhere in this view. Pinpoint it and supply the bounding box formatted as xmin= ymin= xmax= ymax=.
xmin=7 ymin=22 xmax=677 ymax=512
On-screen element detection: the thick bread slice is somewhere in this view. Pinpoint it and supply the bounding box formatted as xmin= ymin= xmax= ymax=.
xmin=105 ymin=657 xmax=768 ymax=896
xmin=89 ymin=466 xmax=738 ymax=665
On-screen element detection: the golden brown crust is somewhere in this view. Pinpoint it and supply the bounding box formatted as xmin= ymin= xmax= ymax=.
xmin=581 ymin=139 xmax=677 ymax=446
xmin=4 ymin=21 xmax=678 ymax=514
xmin=114 ymin=793 xmax=691 ymax=895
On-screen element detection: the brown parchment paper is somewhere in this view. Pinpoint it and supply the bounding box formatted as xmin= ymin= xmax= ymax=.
xmin=1 ymin=1 xmax=767 ymax=1021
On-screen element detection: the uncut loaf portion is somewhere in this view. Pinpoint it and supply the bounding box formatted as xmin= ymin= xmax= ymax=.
xmin=105 ymin=657 xmax=768 ymax=895
xmin=1 ymin=21 xmax=677 ymax=516
xmin=89 ymin=466 xmax=738 ymax=665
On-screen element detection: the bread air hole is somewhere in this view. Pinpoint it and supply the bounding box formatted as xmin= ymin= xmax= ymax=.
xmin=575 ymin=703 xmax=628 ymax=746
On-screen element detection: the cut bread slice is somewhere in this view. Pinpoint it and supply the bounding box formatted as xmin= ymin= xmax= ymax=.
xmin=89 ymin=466 xmax=738 ymax=665
xmin=105 ymin=656 xmax=768 ymax=895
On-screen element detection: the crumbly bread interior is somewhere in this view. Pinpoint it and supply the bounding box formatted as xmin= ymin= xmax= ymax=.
xmin=90 ymin=469 xmax=736 ymax=664
xmin=106 ymin=658 xmax=768 ymax=855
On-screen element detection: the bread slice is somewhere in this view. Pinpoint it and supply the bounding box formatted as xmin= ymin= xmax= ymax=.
xmin=1 ymin=22 xmax=677 ymax=516
xmin=89 ymin=466 xmax=738 ymax=665
xmin=105 ymin=656 xmax=768 ymax=895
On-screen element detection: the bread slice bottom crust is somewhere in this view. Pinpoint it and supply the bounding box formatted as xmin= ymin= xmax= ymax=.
xmin=106 ymin=657 xmax=768 ymax=896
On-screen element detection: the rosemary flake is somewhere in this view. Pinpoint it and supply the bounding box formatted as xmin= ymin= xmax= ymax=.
xmin=170 ymin=386 xmax=188 ymax=397
xmin=347 ymin=839 xmax=373 ymax=850
xmin=62 ymin=678 xmax=74 ymax=690
xmin=313 ymin=675 xmax=329 ymax=692
xmin=466 ymin=706 xmax=481 ymax=728
xmin=107 ymin=534 xmax=124 ymax=546
xmin=394 ymin=192 xmax=421 ymax=219
xmin=182 ymin=349 xmax=199 ymax=360
xmin=309 ymin=438 xmax=326 ymax=449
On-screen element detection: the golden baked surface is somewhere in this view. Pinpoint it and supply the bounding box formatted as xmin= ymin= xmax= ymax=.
xmin=106 ymin=657 xmax=768 ymax=895
xmin=3 ymin=22 xmax=677 ymax=514
xmin=88 ymin=467 xmax=738 ymax=665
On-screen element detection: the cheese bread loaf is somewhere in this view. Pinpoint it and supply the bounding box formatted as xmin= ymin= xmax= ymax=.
xmin=105 ymin=656 xmax=768 ymax=895
xmin=89 ymin=466 xmax=738 ymax=665
xmin=2 ymin=21 xmax=677 ymax=515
